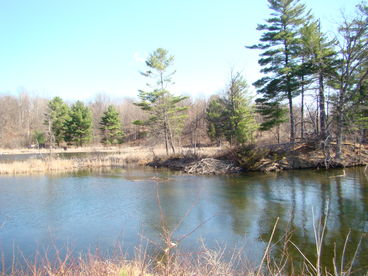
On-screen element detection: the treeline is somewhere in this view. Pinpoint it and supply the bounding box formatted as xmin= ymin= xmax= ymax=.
xmin=249 ymin=0 xmax=368 ymax=158
xmin=0 ymin=69 xmax=258 ymax=152
xmin=1 ymin=0 xmax=367 ymax=157
xmin=0 ymin=48 xmax=258 ymax=152
xmin=0 ymin=91 xmax=211 ymax=150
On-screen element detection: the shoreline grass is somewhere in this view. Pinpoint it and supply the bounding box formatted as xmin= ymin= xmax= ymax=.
xmin=1 ymin=143 xmax=367 ymax=175
xmin=0 ymin=146 xmax=219 ymax=175
xmin=1 ymin=230 xmax=365 ymax=276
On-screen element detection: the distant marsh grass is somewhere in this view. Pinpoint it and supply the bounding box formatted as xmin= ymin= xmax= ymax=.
xmin=0 ymin=146 xmax=219 ymax=175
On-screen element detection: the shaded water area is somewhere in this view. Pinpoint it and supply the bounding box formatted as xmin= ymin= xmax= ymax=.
xmin=0 ymin=167 xmax=367 ymax=273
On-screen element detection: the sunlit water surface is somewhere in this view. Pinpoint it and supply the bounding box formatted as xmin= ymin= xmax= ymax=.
xmin=0 ymin=167 xmax=367 ymax=273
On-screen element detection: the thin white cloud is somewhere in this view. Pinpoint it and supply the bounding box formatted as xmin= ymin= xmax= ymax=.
xmin=133 ymin=51 xmax=145 ymax=63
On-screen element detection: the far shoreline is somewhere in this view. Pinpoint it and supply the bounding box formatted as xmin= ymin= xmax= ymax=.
xmin=0 ymin=143 xmax=367 ymax=175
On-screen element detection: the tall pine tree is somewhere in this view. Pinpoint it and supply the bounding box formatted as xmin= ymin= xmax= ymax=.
xmin=299 ymin=20 xmax=336 ymax=140
xmin=248 ymin=0 xmax=309 ymax=142
xmin=134 ymin=48 xmax=188 ymax=155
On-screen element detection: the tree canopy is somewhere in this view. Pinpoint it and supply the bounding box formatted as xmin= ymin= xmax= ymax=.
xmin=134 ymin=48 xmax=188 ymax=154
xmin=65 ymin=101 xmax=93 ymax=147
xmin=44 ymin=96 xmax=70 ymax=147
xmin=100 ymin=105 xmax=124 ymax=145
xmin=206 ymin=72 xmax=258 ymax=146
xmin=248 ymin=0 xmax=310 ymax=142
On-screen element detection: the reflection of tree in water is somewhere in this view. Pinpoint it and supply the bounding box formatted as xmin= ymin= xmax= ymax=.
xmin=257 ymin=169 xmax=368 ymax=273
xmin=141 ymin=183 xmax=181 ymax=237
xmin=256 ymin=172 xmax=295 ymax=272
xmin=138 ymin=177 xmax=206 ymax=259
xmin=218 ymin=177 xmax=256 ymax=235
xmin=135 ymin=169 xmax=368 ymax=273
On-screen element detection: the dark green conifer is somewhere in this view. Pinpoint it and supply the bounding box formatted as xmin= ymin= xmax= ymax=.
xmin=100 ymin=105 xmax=124 ymax=145
xmin=65 ymin=101 xmax=92 ymax=146
xmin=248 ymin=0 xmax=310 ymax=142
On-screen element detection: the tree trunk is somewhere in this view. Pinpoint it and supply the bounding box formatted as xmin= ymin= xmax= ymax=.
xmin=164 ymin=121 xmax=169 ymax=155
xmin=335 ymin=89 xmax=345 ymax=159
xmin=319 ymin=72 xmax=326 ymax=140
xmin=336 ymin=120 xmax=343 ymax=159
xmin=363 ymin=129 xmax=368 ymax=144
xmin=166 ymin=119 xmax=176 ymax=155
xmin=288 ymin=91 xmax=295 ymax=143
xmin=284 ymin=39 xmax=294 ymax=143
xmin=316 ymin=96 xmax=319 ymax=135
xmin=168 ymin=130 xmax=176 ymax=154
xmin=301 ymin=76 xmax=305 ymax=141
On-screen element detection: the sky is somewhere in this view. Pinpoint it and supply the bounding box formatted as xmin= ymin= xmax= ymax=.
xmin=0 ymin=0 xmax=363 ymax=101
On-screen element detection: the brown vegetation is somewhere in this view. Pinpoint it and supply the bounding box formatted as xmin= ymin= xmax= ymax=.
xmin=0 ymin=146 xmax=220 ymax=175
xmin=2 ymin=142 xmax=367 ymax=175
xmin=231 ymin=142 xmax=368 ymax=172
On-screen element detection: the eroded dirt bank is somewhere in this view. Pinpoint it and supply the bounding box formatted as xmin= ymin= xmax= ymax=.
xmin=148 ymin=142 xmax=368 ymax=174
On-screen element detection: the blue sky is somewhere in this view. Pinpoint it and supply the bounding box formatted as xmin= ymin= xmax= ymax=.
xmin=0 ymin=0 xmax=362 ymax=101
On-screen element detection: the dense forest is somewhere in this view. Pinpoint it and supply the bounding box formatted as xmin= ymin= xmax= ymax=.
xmin=1 ymin=0 xmax=367 ymax=161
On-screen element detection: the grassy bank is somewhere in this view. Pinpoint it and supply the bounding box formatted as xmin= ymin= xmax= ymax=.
xmin=1 ymin=143 xmax=368 ymax=175
xmin=1 ymin=247 xmax=253 ymax=276
xmin=0 ymin=146 xmax=219 ymax=175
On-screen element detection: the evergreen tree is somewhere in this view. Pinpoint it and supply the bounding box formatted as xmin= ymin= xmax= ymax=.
xmin=256 ymin=100 xmax=288 ymax=143
xmin=99 ymin=105 xmax=124 ymax=145
xmin=206 ymin=96 xmax=226 ymax=146
xmin=44 ymin=96 xmax=70 ymax=147
xmin=134 ymin=48 xmax=188 ymax=155
xmin=65 ymin=101 xmax=93 ymax=147
xmin=354 ymin=78 xmax=368 ymax=143
xmin=32 ymin=130 xmax=46 ymax=148
xmin=222 ymin=72 xmax=258 ymax=145
xmin=248 ymin=0 xmax=309 ymax=142
xmin=206 ymin=72 xmax=258 ymax=146
xmin=299 ymin=20 xmax=337 ymax=139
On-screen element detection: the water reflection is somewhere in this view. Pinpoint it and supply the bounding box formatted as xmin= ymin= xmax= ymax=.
xmin=0 ymin=168 xmax=367 ymax=272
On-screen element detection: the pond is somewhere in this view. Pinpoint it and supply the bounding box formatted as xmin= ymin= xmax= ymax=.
xmin=0 ymin=167 xmax=367 ymax=273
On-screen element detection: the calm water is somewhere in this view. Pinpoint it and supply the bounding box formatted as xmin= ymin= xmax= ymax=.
xmin=0 ymin=167 xmax=367 ymax=273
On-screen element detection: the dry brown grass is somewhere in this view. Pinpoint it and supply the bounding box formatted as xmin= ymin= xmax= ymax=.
xmin=0 ymin=146 xmax=221 ymax=156
xmin=0 ymin=146 xmax=120 ymax=155
xmin=2 ymin=235 xmax=362 ymax=276
xmin=0 ymin=156 xmax=135 ymax=175
xmin=0 ymin=243 xmax=257 ymax=276
xmin=0 ymin=146 xmax=222 ymax=175
xmin=0 ymin=158 xmax=75 ymax=175
xmin=1 ymin=257 xmax=153 ymax=276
